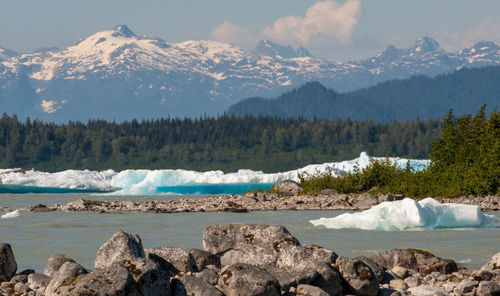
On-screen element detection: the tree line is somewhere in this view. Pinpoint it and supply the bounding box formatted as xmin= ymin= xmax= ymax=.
xmin=0 ymin=114 xmax=442 ymax=172
xmin=299 ymin=106 xmax=499 ymax=197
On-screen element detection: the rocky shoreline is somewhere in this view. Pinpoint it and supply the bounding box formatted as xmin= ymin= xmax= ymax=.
xmin=1 ymin=223 xmax=499 ymax=296
xmin=30 ymin=187 xmax=500 ymax=214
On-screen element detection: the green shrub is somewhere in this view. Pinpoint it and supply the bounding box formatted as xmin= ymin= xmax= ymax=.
xmin=299 ymin=106 xmax=499 ymax=198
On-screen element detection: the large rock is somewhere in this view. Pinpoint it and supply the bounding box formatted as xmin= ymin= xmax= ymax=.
xmin=53 ymin=266 xmax=141 ymax=296
xmin=266 ymin=267 xmax=319 ymax=291
xmin=45 ymin=261 xmax=88 ymax=296
xmin=203 ymin=223 xmax=300 ymax=266
xmin=477 ymin=281 xmax=500 ymax=296
xmin=44 ymin=254 xmax=76 ymax=277
xmin=188 ymin=248 xmax=221 ymax=270
xmin=27 ymin=273 xmax=51 ymax=292
xmin=482 ymin=252 xmax=500 ymax=271
xmin=276 ymin=244 xmax=337 ymax=270
xmin=336 ymin=256 xmax=379 ymax=296
xmin=117 ymin=257 xmax=171 ymax=296
xmin=173 ymin=275 xmax=223 ymax=296
xmin=354 ymin=256 xmax=384 ymax=283
xmin=146 ymin=246 xmax=196 ymax=272
xmin=275 ymin=180 xmax=304 ymax=196
xmin=95 ymin=230 xmax=145 ymax=269
xmin=296 ymin=284 xmax=330 ymax=296
xmin=307 ymin=263 xmax=343 ymax=296
xmin=371 ymin=249 xmax=457 ymax=275
xmin=0 ymin=243 xmax=17 ymax=282
xmin=195 ymin=268 xmax=219 ymax=285
xmin=217 ymin=263 xmax=280 ymax=296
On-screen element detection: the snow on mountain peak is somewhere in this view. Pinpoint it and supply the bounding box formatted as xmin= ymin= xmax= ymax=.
xmin=253 ymin=40 xmax=312 ymax=58
xmin=110 ymin=25 xmax=136 ymax=38
xmin=409 ymin=36 xmax=442 ymax=54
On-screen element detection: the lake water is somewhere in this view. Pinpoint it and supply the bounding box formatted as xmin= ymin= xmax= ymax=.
xmin=1 ymin=193 xmax=499 ymax=273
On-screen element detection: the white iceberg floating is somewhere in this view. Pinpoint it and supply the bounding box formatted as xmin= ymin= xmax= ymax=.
xmin=1 ymin=209 xmax=20 ymax=219
xmin=0 ymin=152 xmax=430 ymax=195
xmin=310 ymin=198 xmax=499 ymax=231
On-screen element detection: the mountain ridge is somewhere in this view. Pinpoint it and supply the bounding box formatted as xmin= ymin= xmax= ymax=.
xmin=1 ymin=25 xmax=500 ymax=122
xmin=228 ymin=66 xmax=500 ymax=122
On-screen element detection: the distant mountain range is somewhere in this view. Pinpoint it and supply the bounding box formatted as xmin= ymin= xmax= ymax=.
xmin=228 ymin=66 xmax=500 ymax=122
xmin=1 ymin=25 xmax=500 ymax=121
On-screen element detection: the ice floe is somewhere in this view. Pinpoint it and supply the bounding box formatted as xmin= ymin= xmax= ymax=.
xmin=310 ymin=198 xmax=499 ymax=231
xmin=1 ymin=209 xmax=20 ymax=219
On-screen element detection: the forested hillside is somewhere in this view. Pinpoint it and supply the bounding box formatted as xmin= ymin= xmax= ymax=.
xmin=0 ymin=114 xmax=441 ymax=172
xmin=228 ymin=66 xmax=500 ymax=122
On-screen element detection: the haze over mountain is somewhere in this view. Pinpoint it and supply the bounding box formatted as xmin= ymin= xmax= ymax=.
xmin=1 ymin=25 xmax=500 ymax=122
xmin=228 ymin=66 xmax=500 ymax=122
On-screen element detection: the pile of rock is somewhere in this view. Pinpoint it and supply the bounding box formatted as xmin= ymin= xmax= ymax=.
xmin=39 ymin=180 xmax=500 ymax=214
xmin=1 ymin=223 xmax=499 ymax=296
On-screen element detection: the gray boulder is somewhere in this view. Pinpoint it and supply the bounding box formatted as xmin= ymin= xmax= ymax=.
xmin=188 ymin=248 xmax=220 ymax=270
xmin=203 ymin=223 xmax=300 ymax=267
xmin=354 ymin=256 xmax=384 ymax=283
xmin=27 ymin=273 xmax=51 ymax=292
xmin=117 ymin=257 xmax=171 ymax=296
xmin=173 ymin=275 xmax=223 ymax=296
xmin=266 ymin=267 xmax=319 ymax=291
xmin=53 ymin=266 xmax=141 ymax=296
xmin=296 ymin=284 xmax=330 ymax=296
xmin=195 ymin=268 xmax=219 ymax=285
xmin=95 ymin=230 xmax=145 ymax=269
xmin=371 ymin=248 xmax=457 ymax=275
xmin=474 ymin=269 xmax=494 ymax=281
xmin=275 ymin=180 xmax=304 ymax=196
xmin=276 ymin=244 xmax=337 ymax=269
xmin=45 ymin=261 xmax=88 ymax=296
xmin=453 ymin=279 xmax=478 ymax=295
xmin=146 ymin=246 xmax=196 ymax=272
xmin=404 ymin=276 xmax=424 ymax=288
xmin=44 ymin=254 xmax=76 ymax=277
xmin=307 ymin=263 xmax=343 ymax=296
xmin=0 ymin=243 xmax=17 ymax=282
xmin=336 ymin=256 xmax=379 ymax=296
xmin=217 ymin=263 xmax=280 ymax=296
xmin=477 ymin=281 xmax=500 ymax=296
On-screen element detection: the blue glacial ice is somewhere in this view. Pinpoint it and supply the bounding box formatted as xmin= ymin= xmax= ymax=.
xmin=0 ymin=152 xmax=430 ymax=195
xmin=310 ymin=198 xmax=499 ymax=231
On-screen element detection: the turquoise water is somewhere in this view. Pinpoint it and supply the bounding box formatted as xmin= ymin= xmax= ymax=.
xmin=0 ymin=183 xmax=274 ymax=195
xmin=1 ymin=193 xmax=499 ymax=273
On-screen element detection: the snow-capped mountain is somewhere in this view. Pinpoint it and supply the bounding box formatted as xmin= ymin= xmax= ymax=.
xmin=252 ymin=40 xmax=313 ymax=58
xmin=1 ymin=25 xmax=499 ymax=122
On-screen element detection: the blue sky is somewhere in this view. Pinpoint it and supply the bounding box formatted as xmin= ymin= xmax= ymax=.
xmin=1 ymin=0 xmax=499 ymax=61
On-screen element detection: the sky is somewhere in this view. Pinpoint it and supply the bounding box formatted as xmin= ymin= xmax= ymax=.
xmin=1 ymin=0 xmax=500 ymax=61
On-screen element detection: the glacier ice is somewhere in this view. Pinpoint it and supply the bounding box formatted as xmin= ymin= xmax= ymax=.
xmin=0 ymin=152 xmax=429 ymax=195
xmin=310 ymin=198 xmax=499 ymax=231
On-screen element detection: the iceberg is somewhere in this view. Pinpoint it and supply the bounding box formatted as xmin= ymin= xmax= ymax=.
xmin=0 ymin=168 xmax=117 ymax=192
xmin=0 ymin=152 xmax=430 ymax=195
xmin=1 ymin=209 xmax=20 ymax=219
xmin=310 ymin=198 xmax=499 ymax=231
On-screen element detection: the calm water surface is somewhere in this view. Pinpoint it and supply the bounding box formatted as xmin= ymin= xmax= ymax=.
xmin=1 ymin=193 xmax=499 ymax=272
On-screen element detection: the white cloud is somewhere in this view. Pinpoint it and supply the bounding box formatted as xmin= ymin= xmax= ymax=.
xmin=436 ymin=18 xmax=500 ymax=51
xmin=211 ymin=22 xmax=259 ymax=48
xmin=263 ymin=0 xmax=362 ymax=47
xmin=211 ymin=0 xmax=362 ymax=49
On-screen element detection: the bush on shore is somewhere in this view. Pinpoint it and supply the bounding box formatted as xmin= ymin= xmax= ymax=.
xmin=299 ymin=106 xmax=499 ymax=198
